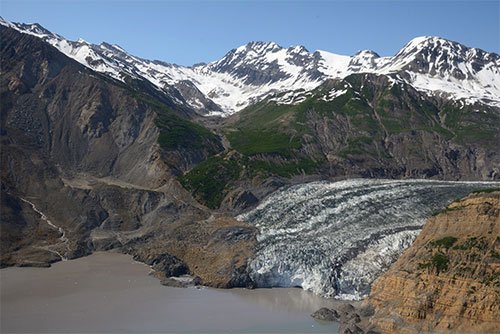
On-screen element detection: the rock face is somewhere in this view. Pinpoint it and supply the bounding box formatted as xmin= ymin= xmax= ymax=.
xmin=311 ymin=307 xmax=339 ymax=322
xmin=311 ymin=303 xmax=379 ymax=334
xmin=125 ymin=216 xmax=257 ymax=288
xmin=367 ymin=190 xmax=500 ymax=333
xmin=0 ymin=25 xmax=255 ymax=288
xmin=132 ymin=251 xmax=189 ymax=277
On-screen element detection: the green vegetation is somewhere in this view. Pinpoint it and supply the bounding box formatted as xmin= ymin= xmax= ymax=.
xmin=483 ymin=271 xmax=500 ymax=286
xmin=490 ymin=250 xmax=500 ymax=259
xmin=441 ymin=103 xmax=499 ymax=147
xmin=376 ymin=91 xmax=453 ymax=138
xmin=431 ymin=236 xmax=458 ymax=249
xmin=309 ymin=81 xmax=373 ymax=118
xmin=431 ymin=205 xmax=462 ymax=216
xmin=245 ymin=158 xmax=322 ymax=178
xmin=178 ymin=151 xmax=324 ymax=208
xmin=234 ymin=99 xmax=296 ymax=129
xmin=225 ymin=130 xmax=301 ymax=156
xmin=117 ymin=72 xmax=221 ymax=152
xmin=176 ymin=73 xmax=498 ymax=209
xmin=178 ymin=155 xmax=242 ymax=209
xmin=453 ymin=236 xmax=488 ymax=251
xmin=228 ymin=76 xmax=385 ymax=163
xmin=431 ymin=252 xmax=450 ymax=272
xmin=156 ymin=115 xmax=218 ymax=150
xmin=178 ymin=91 xmax=333 ymax=208
xmin=472 ymin=188 xmax=500 ymax=194
xmin=418 ymin=262 xmax=431 ymax=269
xmin=224 ymin=93 xmax=314 ymax=158
xmin=419 ymin=252 xmax=450 ymax=273
xmin=337 ymin=136 xmax=378 ymax=157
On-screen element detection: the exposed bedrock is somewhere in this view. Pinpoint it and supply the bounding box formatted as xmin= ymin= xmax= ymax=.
xmin=362 ymin=191 xmax=500 ymax=333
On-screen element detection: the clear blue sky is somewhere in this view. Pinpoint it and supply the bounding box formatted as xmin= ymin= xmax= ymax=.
xmin=1 ymin=0 xmax=499 ymax=66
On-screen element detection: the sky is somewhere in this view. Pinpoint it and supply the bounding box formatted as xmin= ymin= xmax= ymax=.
xmin=1 ymin=0 xmax=499 ymax=66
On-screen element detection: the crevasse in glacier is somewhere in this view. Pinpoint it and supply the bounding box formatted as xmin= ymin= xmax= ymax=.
xmin=237 ymin=179 xmax=500 ymax=300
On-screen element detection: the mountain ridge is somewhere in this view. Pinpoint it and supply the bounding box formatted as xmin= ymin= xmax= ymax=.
xmin=0 ymin=25 xmax=255 ymax=288
xmin=2 ymin=17 xmax=498 ymax=117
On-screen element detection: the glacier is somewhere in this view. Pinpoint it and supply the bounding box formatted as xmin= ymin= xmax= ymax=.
xmin=237 ymin=179 xmax=500 ymax=300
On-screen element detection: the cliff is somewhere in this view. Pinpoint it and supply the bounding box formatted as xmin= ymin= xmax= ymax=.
xmin=367 ymin=189 xmax=500 ymax=333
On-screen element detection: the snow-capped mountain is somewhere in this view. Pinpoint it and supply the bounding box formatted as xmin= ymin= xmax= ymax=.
xmin=1 ymin=17 xmax=499 ymax=116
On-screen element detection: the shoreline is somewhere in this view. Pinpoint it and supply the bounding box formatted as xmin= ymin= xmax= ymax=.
xmin=1 ymin=251 xmax=342 ymax=333
xmin=2 ymin=247 xmax=364 ymax=305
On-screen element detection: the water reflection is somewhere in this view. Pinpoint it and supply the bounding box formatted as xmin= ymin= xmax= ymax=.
xmin=221 ymin=287 xmax=346 ymax=313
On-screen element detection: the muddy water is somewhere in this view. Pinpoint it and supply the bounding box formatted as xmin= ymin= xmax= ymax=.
xmin=1 ymin=252 xmax=340 ymax=333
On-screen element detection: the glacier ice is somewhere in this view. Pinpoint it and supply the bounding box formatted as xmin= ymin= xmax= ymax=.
xmin=238 ymin=179 xmax=500 ymax=300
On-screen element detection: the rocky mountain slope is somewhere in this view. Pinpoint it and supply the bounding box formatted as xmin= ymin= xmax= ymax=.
xmin=2 ymin=17 xmax=498 ymax=116
xmin=367 ymin=189 xmax=500 ymax=333
xmin=0 ymin=25 xmax=255 ymax=288
xmin=181 ymin=73 xmax=499 ymax=209
xmin=2 ymin=18 xmax=498 ymax=211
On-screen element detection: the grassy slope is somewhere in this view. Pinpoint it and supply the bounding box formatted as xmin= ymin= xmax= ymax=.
xmin=179 ymin=73 xmax=499 ymax=208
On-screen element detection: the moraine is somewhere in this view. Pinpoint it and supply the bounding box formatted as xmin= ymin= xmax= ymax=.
xmin=237 ymin=179 xmax=500 ymax=300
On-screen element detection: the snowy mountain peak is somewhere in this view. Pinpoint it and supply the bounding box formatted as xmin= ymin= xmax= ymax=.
xmin=207 ymin=40 xmax=317 ymax=88
xmin=287 ymin=45 xmax=310 ymax=54
xmin=232 ymin=41 xmax=283 ymax=57
xmin=2 ymin=17 xmax=499 ymax=116
xmin=248 ymin=40 xmax=281 ymax=50
xmin=1 ymin=18 xmax=60 ymax=40
xmin=349 ymin=50 xmax=382 ymax=72
xmin=227 ymin=41 xmax=311 ymax=62
xmin=395 ymin=36 xmax=465 ymax=64
xmin=398 ymin=36 xmax=435 ymax=52
xmin=99 ymin=42 xmax=130 ymax=56
xmin=24 ymin=23 xmax=51 ymax=35
xmin=354 ymin=50 xmax=380 ymax=58
xmin=387 ymin=36 xmax=500 ymax=101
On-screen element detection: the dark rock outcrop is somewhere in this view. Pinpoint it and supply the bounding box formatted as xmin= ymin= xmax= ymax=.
xmin=311 ymin=303 xmax=379 ymax=334
xmin=124 ymin=216 xmax=257 ymax=288
xmin=133 ymin=251 xmax=189 ymax=278
xmin=311 ymin=307 xmax=339 ymax=321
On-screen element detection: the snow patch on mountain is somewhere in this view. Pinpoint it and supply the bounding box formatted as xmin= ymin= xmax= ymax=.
xmin=321 ymin=88 xmax=348 ymax=102
xmin=2 ymin=18 xmax=499 ymax=116
xmin=269 ymin=90 xmax=313 ymax=105
xmin=316 ymin=50 xmax=351 ymax=78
